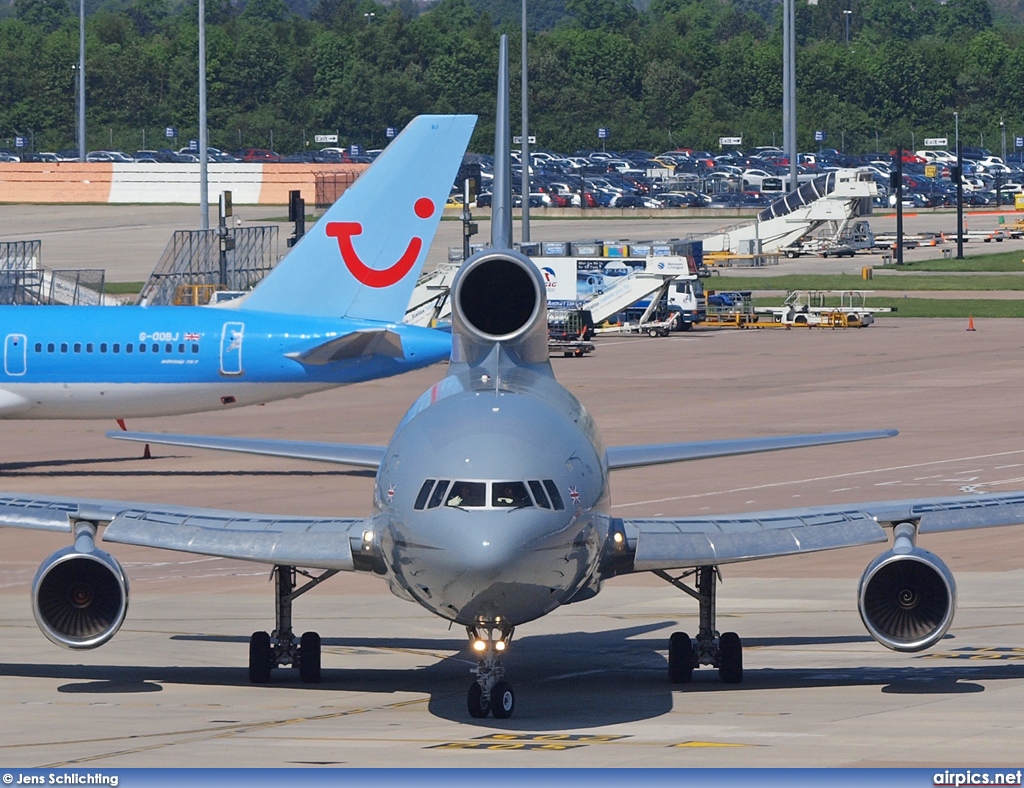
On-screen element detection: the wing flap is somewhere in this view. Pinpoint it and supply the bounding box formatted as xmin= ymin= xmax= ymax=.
xmin=627 ymin=512 xmax=888 ymax=571
xmin=107 ymin=431 xmax=386 ymax=468
xmin=103 ymin=511 xmax=363 ymax=570
xmin=607 ymin=430 xmax=898 ymax=470
xmin=285 ymin=329 xmax=405 ymax=365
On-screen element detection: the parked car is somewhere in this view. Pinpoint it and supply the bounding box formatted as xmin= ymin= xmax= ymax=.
xmin=239 ymin=148 xmax=281 ymax=163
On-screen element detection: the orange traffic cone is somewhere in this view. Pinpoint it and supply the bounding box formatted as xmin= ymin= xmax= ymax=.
xmin=967 ymin=316 xmax=976 ymax=332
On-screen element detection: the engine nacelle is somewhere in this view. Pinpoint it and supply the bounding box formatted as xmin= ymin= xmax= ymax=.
xmin=450 ymin=249 xmax=549 ymax=366
xmin=858 ymin=546 xmax=956 ymax=652
xmin=32 ymin=544 xmax=129 ymax=649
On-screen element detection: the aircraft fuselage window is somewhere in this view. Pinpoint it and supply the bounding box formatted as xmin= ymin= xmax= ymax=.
xmin=414 ymin=479 xmax=435 ymax=510
xmin=34 ymin=343 xmax=41 ymax=353
xmin=139 ymin=343 xmax=146 ymax=353
xmin=528 ymin=480 xmax=551 ymax=509
xmin=113 ymin=343 xmax=120 ymax=353
xmin=178 ymin=343 xmax=185 ymax=353
xmin=100 ymin=343 xmax=107 ymax=353
xmin=492 ymin=481 xmax=532 ymax=507
xmin=74 ymin=343 xmax=81 ymax=353
xmin=165 ymin=343 xmax=172 ymax=353
xmin=191 ymin=344 xmax=199 ymax=353
xmin=126 ymin=343 xmax=133 ymax=353
xmin=447 ymin=481 xmax=486 ymax=507
xmin=543 ymin=479 xmax=565 ymax=510
xmin=86 ymin=343 xmax=93 ymax=352
xmin=47 ymin=343 xmax=54 ymax=353
xmin=152 ymin=343 xmax=159 ymax=353
xmin=60 ymin=343 xmax=68 ymax=353
xmin=427 ymin=480 xmax=451 ymax=509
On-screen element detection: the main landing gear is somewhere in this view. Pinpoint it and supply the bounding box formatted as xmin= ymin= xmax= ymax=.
xmin=656 ymin=566 xmax=743 ymax=685
xmin=466 ymin=624 xmax=516 ymax=719
xmin=248 ymin=565 xmax=338 ymax=684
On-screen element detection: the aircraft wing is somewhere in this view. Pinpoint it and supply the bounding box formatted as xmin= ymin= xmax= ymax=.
xmin=107 ymin=431 xmax=386 ymax=468
xmin=606 ymin=429 xmax=898 ymax=470
xmin=620 ymin=491 xmax=1024 ymax=571
xmin=285 ymin=329 xmax=404 ymax=365
xmin=0 ymin=493 xmax=367 ymax=571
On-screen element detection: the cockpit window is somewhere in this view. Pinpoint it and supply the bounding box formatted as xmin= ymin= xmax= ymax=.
xmin=427 ymin=480 xmax=451 ymax=509
xmin=414 ymin=480 xmax=435 ymax=510
xmin=416 ymin=478 xmax=565 ymax=510
xmin=528 ymin=480 xmax=551 ymax=509
xmin=543 ymin=479 xmax=565 ymax=510
xmin=492 ymin=481 xmax=532 ymax=508
xmin=446 ymin=481 xmax=486 ymax=507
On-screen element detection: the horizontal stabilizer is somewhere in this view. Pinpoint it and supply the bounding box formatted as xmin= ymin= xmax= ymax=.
xmin=286 ymin=329 xmax=404 ymax=365
xmin=607 ymin=429 xmax=898 ymax=470
xmin=108 ymin=431 xmax=386 ymax=468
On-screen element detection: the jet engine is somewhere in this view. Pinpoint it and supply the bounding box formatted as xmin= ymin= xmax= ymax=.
xmin=32 ymin=541 xmax=129 ymax=649
xmin=449 ymin=249 xmax=549 ymax=366
xmin=858 ymin=545 xmax=955 ymax=652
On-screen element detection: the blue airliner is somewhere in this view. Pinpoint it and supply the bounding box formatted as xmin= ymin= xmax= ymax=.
xmin=0 ymin=114 xmax=476 ymax=419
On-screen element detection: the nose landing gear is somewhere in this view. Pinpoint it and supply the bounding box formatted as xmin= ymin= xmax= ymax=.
xmin=466 ymin=624 xmax=516 ymax=718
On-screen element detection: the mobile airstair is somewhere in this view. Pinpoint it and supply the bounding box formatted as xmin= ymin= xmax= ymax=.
xmin=700 ymin=168 xmax=879 ymax=254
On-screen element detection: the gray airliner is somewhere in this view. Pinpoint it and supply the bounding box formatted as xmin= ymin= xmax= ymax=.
xmin=2 ymin=38 xmax=1024 ymax=719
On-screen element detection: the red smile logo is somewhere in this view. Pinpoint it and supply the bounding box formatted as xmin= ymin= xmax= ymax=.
xmin=326 ymin=197 xmax=436 ymax=288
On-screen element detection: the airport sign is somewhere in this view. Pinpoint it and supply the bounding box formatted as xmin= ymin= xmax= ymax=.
xmin=924 ymin=137 xmax=948 ymax=147
xmin=15 ymin=136 xmax=26 ymax=148
xmin=814 ymin=130 xmax=826 ymax=141
xmin=513 ymin=136 xmax=536 ymax=144
xmin=314 ymin=134 xmax=338 ymax=144
xmin=719 ymin=136 xmax=742 ymax=147
xmin=597 ymin=128 xmax=610 ymax=140
xmin=165 ymin=127 xmax=177 ymax=138
xmin=1016 ymin=136 xmax=1023 ymax=148
xmin=386 ymin=127 xmax=398 ymax=139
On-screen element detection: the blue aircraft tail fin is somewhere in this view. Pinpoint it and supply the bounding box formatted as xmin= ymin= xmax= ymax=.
xmin=242 ymin=115 xmax=476 ymax=321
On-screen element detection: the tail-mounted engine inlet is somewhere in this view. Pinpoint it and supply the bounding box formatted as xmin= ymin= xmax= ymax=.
xmin=32 ymin=527 xmax=129 ymax=650
xmin=450 ymin=250 xmax=549 ymax=365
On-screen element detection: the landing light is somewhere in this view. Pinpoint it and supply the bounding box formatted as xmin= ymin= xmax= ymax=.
xmin=613 ymin=532 xmax=624 ymax=544
xmin=494 ymin=640 xmax=506 ymax=652
xmin=362 ymin=530 xmax=374 ymax=543
xmin=473 ymin=639 xmax=487 ymax=652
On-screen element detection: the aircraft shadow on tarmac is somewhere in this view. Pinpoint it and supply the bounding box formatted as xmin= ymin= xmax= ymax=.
xmin=1 ymin=625 xmax=1022 ymax=728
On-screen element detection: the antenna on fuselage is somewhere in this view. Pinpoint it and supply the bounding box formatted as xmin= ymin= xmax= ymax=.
xmin=491 ymin=34 xmax=513 ymax=251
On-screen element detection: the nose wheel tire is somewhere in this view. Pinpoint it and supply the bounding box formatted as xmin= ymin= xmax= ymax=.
xmin=299 ymin=631 xmax=321 ymax=683
xmin=668 ymin=631 xmax=695 ymax=684
xmin=249 ymin=630 xmax=272 ymax=684
xmin=490 ymin=681 xmax=515 ymax=718
xmin=718 ymin=631 xmax=743 ymax=684
xmin=468 ymin=682 xmax=490 ymax=718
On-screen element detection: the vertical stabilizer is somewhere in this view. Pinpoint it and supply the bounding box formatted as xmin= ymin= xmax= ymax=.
xmin=242 ymin=114 xmax=476 ymax=321
xmin=491 ymin=36 xmax=513 ymax=251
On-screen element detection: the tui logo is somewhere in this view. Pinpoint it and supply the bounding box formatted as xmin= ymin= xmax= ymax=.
xmin=327 ymin=197 xmax=436 ymax=288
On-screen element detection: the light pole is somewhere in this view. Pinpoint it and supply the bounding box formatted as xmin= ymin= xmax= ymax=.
xmin=199 ymin=0 xmax=208 ymax=230
xmin=1000 ymin=118 xmax=1006 ymax=162
xmin=843 ymin=9 xmax=851 ymax=43
xmin=78 ymin=0 xmax=85 ymax=161
xmin=783 ymin=0 xmax=796 ymax=189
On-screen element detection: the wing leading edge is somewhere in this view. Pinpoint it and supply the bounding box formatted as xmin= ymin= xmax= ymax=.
xmin=0 ymin=493 xmax=367 ymax=570
xmin=620 ymin=491 xmax=1024 ymax=572
xmin=606 ymin=429 xmax=898 ymax=470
